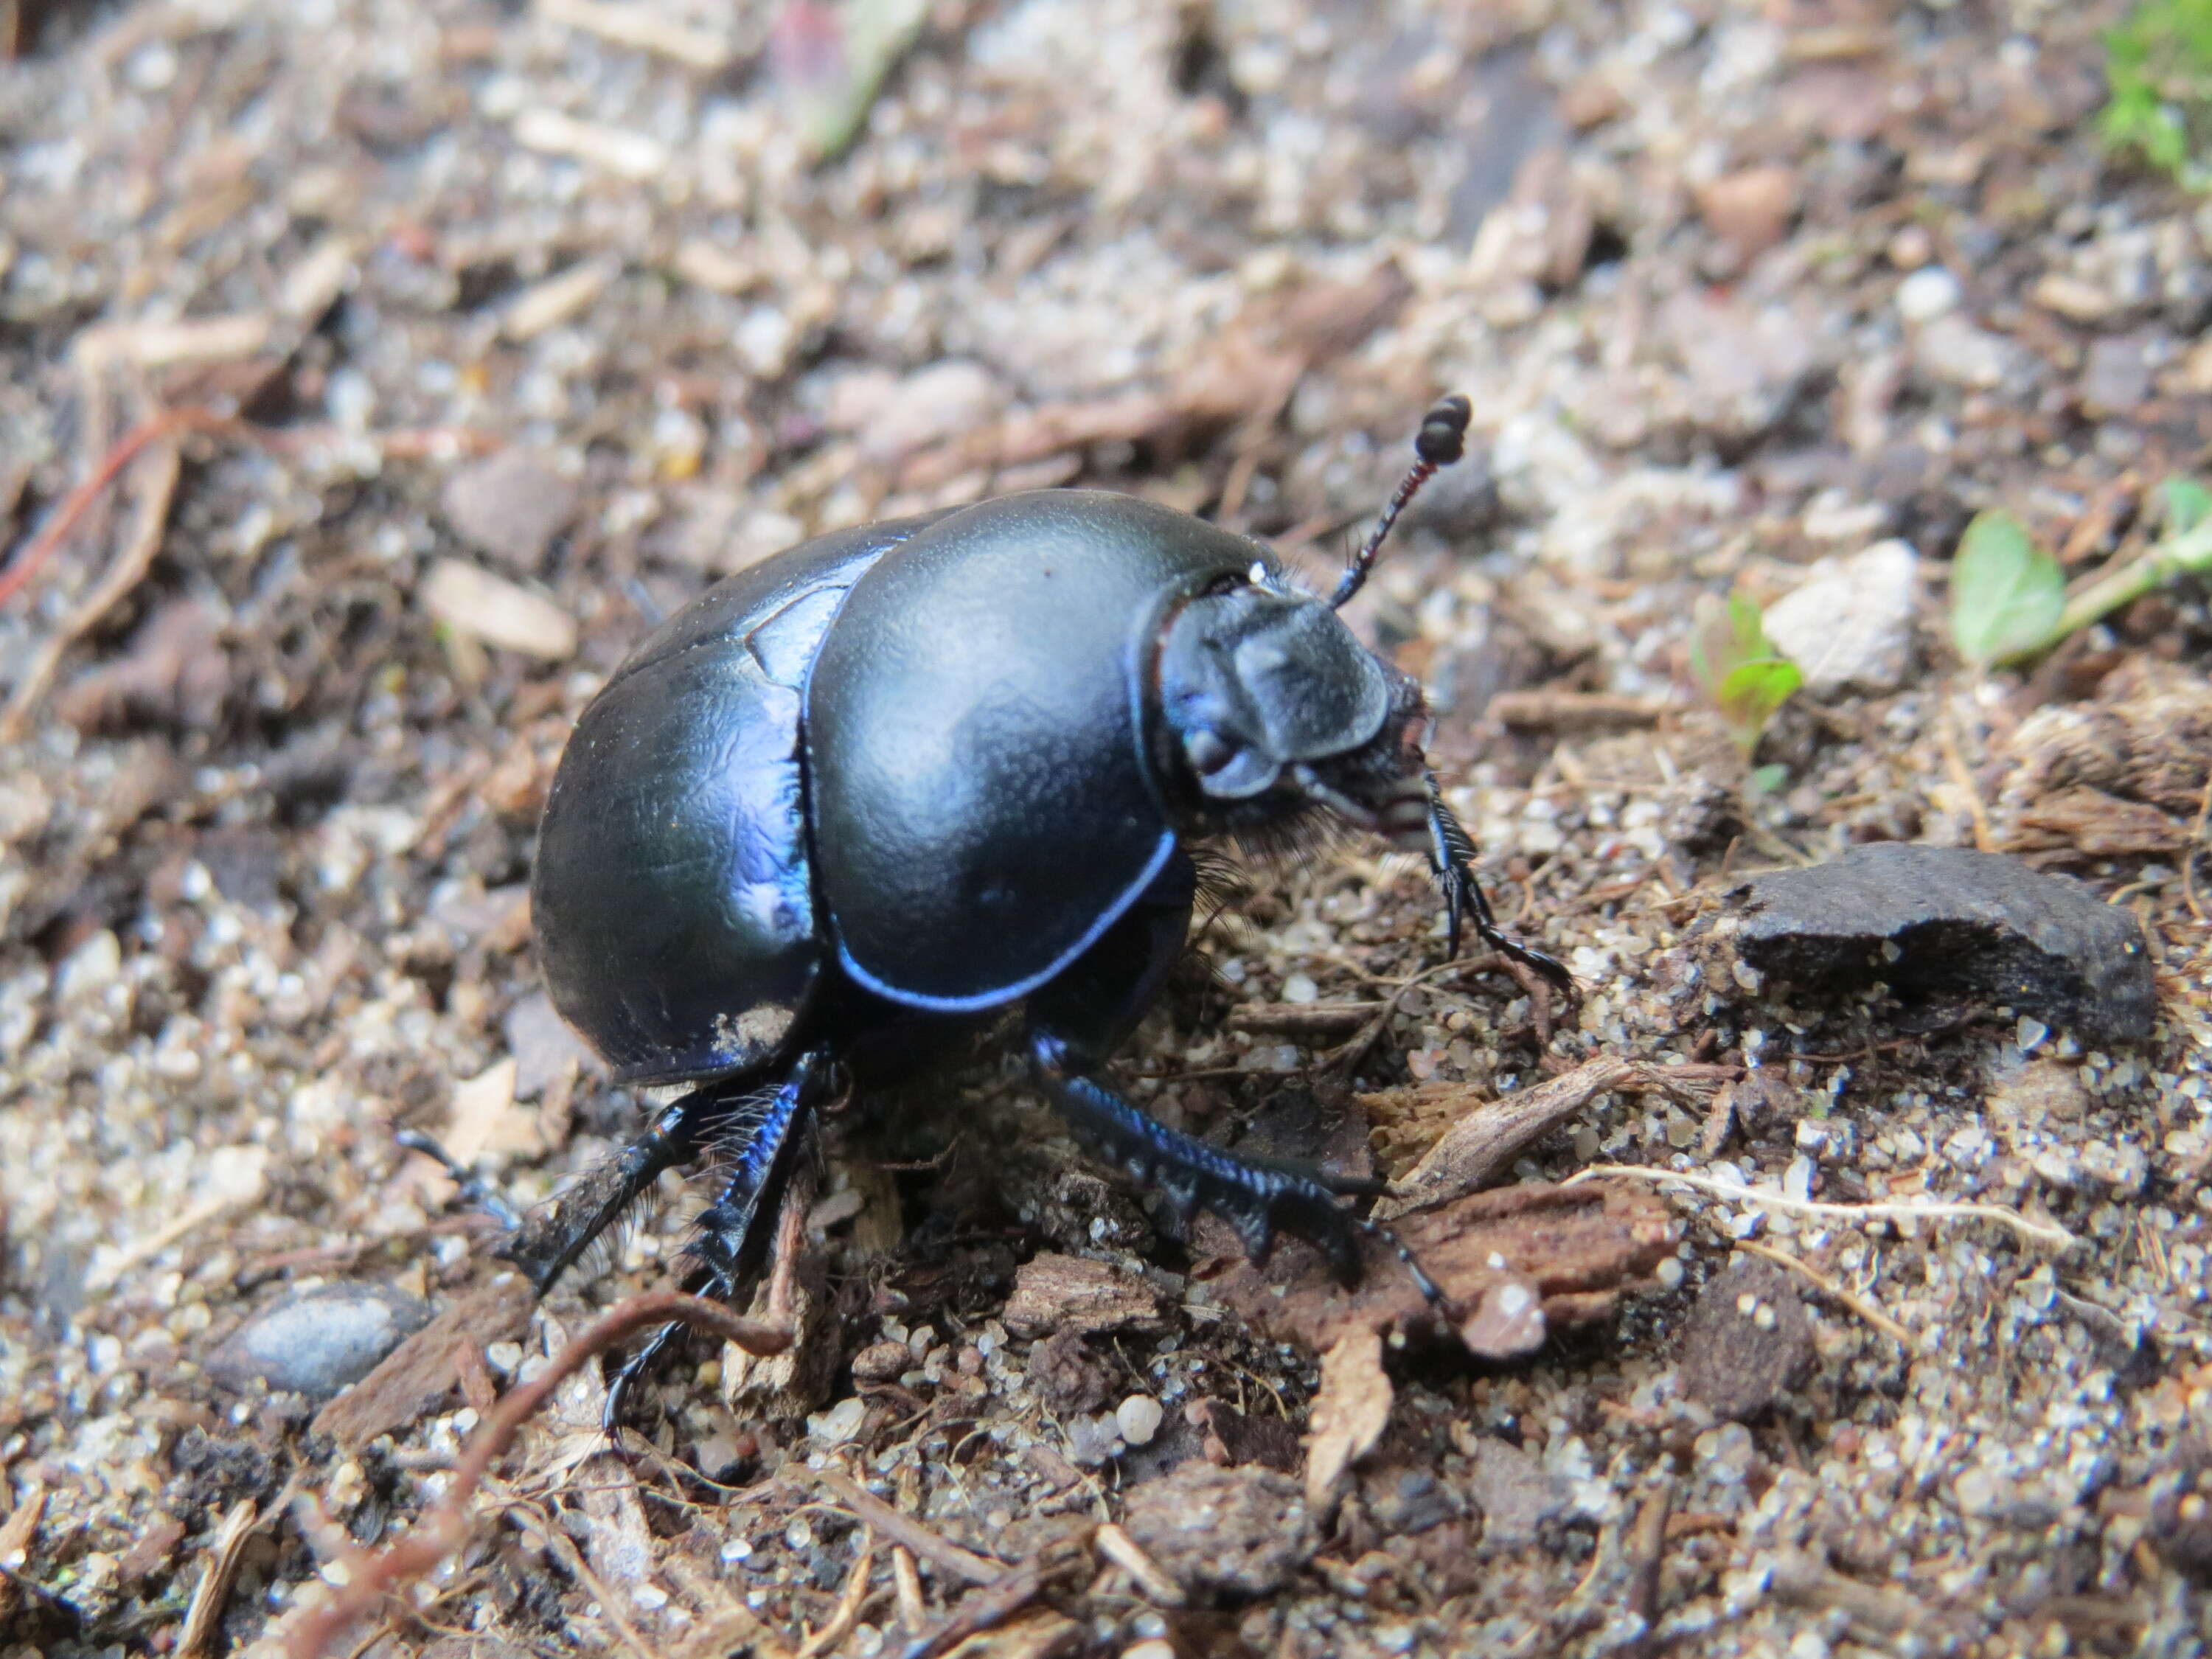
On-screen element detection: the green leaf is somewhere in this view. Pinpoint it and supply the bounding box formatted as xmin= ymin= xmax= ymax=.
xmin=2163 ymin=476 xmax=2212 ymax=533
xmin=1748 ymin=762 xmax=1790 ymax=796
xmin=1950 ymin=509 xmax=2065 ymax=668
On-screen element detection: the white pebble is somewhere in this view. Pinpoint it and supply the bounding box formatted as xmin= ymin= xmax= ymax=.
xmin=1896 ymin=266 xmax=1961 ymax=323
xmin=1115 ymin=1394 xmax=1164 ymax=1446
xmin=1281 ymin=973 xmax=1319 ymax=1004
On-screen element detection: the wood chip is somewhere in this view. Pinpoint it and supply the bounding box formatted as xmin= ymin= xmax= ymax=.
xmin=72 ymin=313 xmax=274 ymax=372
xmin=501 ymin=254 xmax=622 ymax=343
xmin=538 ymin=0 xmax=735 ymax=71
xmin=1371 ymin=1055 xmax=1636 ymax=1220
xmin=512 ymin=108 xmax=669 ymax=181
xmin=177 ymin=1498 xmax=262 ymax=1659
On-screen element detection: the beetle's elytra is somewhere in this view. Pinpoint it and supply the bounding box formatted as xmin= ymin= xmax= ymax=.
xmin=511 ymin=397 xmax=1571 ymax=1405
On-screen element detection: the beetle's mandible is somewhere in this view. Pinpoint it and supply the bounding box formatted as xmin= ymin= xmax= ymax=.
xmin=502 ymin=395 xmax=1572 ymax=1408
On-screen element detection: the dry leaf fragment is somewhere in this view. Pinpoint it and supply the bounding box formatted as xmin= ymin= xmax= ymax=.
xmin=420 ymin=560 xmax=578 ymax=660
xmin=1304 ymin=1327 xmax=1392 ymax=1507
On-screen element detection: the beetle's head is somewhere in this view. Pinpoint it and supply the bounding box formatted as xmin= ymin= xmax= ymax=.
xmin=1151 ymin=568 xmax=1432 ymax=852
xmin=1148 ymin=393 xmax=1477 ymax=853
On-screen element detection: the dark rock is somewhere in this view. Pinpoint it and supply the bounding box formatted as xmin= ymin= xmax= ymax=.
xmin=206 ymin=1282 xmax=432 ymax=1401
xmin=1121 ymin=1461 xmax=1314 ymax=1599
xmin=1679 ymin=1260 xmax=1816 ymax=1421
xmin=1465 ymin=1436 xmax=1569 ymax=1549
xmin=1729 ymin=843 xmax=2157 ymax=1043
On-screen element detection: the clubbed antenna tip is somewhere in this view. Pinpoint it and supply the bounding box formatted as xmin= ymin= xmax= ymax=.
xmin=1328 ymin=394 xmax=1474 ymax=611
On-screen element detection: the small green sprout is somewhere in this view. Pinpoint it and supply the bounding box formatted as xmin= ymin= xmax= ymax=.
xmin=1950 ymin=480 xmax=2212 ymax=668
xmin=1689 ymin=591 xmax=1802 ymax=757
xmin=2102 ymin=0 xmax=2212 ymax=189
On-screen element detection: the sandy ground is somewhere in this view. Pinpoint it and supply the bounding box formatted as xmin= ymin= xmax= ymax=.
xmin=1 ymin=1 xmax=2210 ymax=1655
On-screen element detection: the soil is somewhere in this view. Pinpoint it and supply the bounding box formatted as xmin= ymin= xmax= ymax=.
xmin=2 ymin=2 xmax=2210 ymax=1657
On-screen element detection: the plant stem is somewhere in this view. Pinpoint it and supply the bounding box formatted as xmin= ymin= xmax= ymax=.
xmin=2001 ymin=515 xmax=2212 ymax=664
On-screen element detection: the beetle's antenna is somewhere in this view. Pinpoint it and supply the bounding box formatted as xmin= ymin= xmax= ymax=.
xmin=1328 ymin=394 xmax=1472 ymax=611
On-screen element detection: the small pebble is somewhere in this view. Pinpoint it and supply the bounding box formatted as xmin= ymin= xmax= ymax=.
xmin=205 ymin=1282 xmax=431 ymax=1402
xmin=1896 ymin=265 xmax=1962 ymax=323
xmin=1116 ymin=1394 xmax=1164 ymax=1446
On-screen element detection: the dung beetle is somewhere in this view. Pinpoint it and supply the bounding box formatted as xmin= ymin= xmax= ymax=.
xmin=500 ymin=397 xmax=1571 ymax=1399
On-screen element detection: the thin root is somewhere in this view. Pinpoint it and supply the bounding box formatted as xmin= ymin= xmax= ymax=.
xmin=1566 ymin=1164 xmax=2078 ymax=1253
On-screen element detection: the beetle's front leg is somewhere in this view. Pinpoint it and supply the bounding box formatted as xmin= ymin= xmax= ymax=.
xmin=1423 ymin=776 xmax=1573 ymax=1015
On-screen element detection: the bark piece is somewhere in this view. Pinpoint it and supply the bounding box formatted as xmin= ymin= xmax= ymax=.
xmin=1121 ymin=1462 xmax=1313 ymax=1600
xmin=1194 ymin=1180 xmax=1676 ymax=1359
xmin=1001 ymin=1252 xmax=1164 ymax=1338
xmin=310 ymin=1273 xmax=533 ymax=1447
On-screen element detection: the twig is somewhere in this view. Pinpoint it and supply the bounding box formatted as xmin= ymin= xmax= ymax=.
xmin=810 ymin=1468 xmax=1004 ymax=1586
xmin=1621 ymin=1476 xmax=1674 ymax=1654
xmin=2183 ymin=772 xmax=2212 ymax=925
xmin=1733 ymin=1237 xmax=1916 ymax=1350
xmin=1565 ymin=1164 xmax=2078 ymax=1253
xmin=1935 ymin=698 xmax=1995 ymax=855
xmin=487 ymin=1481 xmax=658 ymax=1659
xmin=0 ymin=1489 xmax=78 ymax=1631
xmin=0 ymin=406 xmax=498 ymax=613
xmin=1 ymin=437 xmax=181 ymax=740
xmin=288 ymin=1292 xmax=791 ymax=1659
xmin=1093 ymin=1523 xmax=1186 ymax=1607
xmin=896 ymin=1564 xmax=1047 ymax=1659
xmin=178 ymin=1498 xmax=265 ymax=1659
xmin=798 ymin=1535 xmax=877 ymax=1658
xmin=893 ymin=1545 xmax=926 ymax=1633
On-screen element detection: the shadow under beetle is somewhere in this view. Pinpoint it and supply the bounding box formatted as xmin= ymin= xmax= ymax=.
xmin=504 ymin=397 xmax=1572 ymax=1408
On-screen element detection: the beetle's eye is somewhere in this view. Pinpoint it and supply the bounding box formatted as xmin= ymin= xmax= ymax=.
xmin=1184 ymin=729 xmax=1235 ymax=775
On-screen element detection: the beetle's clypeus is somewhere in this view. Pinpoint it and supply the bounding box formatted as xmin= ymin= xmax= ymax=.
xmin=508 ymin=397 xmax=1571 ymax=1410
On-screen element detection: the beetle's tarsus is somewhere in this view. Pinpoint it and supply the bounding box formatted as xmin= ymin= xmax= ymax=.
xmin=395 ymin=1128 xmax=524 ymax=1231
xmin=598 ymin=1058 xmax=830 ymax=1434
xmin=1423 ymin=776 xmax=1575 ymax=998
